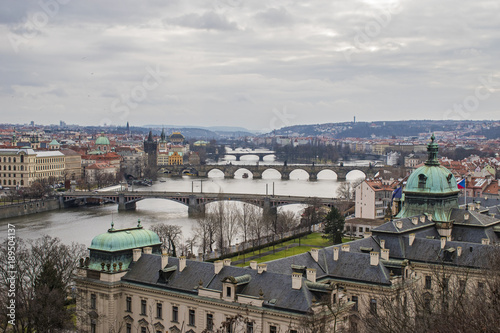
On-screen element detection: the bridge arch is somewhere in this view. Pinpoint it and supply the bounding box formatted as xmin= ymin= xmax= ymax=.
xmin=261 ymin=168 xmax=282 ymax=179
xmin=234 ymin=168 xmax=253 ymax=179
xmin=206 ymin=168 xmax=225 ymax=178
xmin=317 ymin=169 xmax=338 ymax=180
xmin=346 ymin=169 xmax=367 ymax=180
xmin=288 ymin=169 xmax=310 ymax=180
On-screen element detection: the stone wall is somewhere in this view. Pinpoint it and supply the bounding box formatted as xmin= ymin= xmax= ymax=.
xmin=0 ymin=198 xmax=60 ymax=219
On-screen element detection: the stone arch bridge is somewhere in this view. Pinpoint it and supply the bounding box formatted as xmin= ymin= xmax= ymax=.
xmin=160 ymin=164 xmax=382 ymax=180
xmin=61 ymin=191 xmax=345 ymax=217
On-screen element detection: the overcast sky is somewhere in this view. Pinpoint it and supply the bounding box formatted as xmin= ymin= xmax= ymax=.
xmin=1 ymin=0 xmax=499 ymax=131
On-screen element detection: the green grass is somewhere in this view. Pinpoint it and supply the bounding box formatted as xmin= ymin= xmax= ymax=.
xmin=229 ymin=233 xmax=356 ymax=267
xmin=234 ymin=246 xmax=313 ymax=267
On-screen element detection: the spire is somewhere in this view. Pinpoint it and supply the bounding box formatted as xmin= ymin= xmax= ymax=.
xmin=425 ymin=133 xmax=440 ymax=166
xmin=160 ymin=128 xmax=166 ymax=141
xmin=147 ymin=130 xmax=153 ymax=142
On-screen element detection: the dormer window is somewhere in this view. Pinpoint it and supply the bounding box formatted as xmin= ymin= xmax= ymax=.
xmin=418 ymin=174 xmax=427 ymax=189
xmin=226 ymin=286 xmax=231 ymax=297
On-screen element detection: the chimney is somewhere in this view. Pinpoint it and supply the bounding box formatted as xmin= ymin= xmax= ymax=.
xmin=464 ymin=212 xmax=469 ymax=220
xmin=482 ymin=238 xmax=490 ymax=245
xmin=341 ymin=244 xmax=350 ymax=252
xmin=396 ymin=220 xmax=403 ymax=229
xmin=143 ymin=247 xmax=152 ymax=254
xmin=475 ymin=201 xmax=481 ymax=210
xmin=223 ymin=258 xmax=231 ymax=266
xmin=161 ymin=250 xmax=168 ymax=269
xmin=364 ymin=231 xmax=372 ymax=238
xmin=468 ymin=203 xmax=475 ymax=211
xmin=370 ymin=252 xmax=380 ymax=266
xmin=420 ymin=215 xmax=426 ymax=223
xmin=446 ymin=235 xmax=451 ymax=241
xmin=257 ymin=264 xmax=267 ymax=274
xmin=381 ymin=248 xmax=389 ymax=261
xmin=380 ymin=239 xmax=385 ymax=249
xmin=411 ymin=217 xmax=418 ymax=225
xmin=133 ymin=248 xmax=142 ymax=262
xmin=249 ymin=261 xmax=257 ymax=270
xmin=179 ymin=256 xmax=186 ymax=272
xmin=457 ymin=246 xmax=462 ymax=257
xmin=440 ymin=237 xmax=446 ymax=249
xmin=306 ymin=268 xmax=316 ymax=283
xmin=292 ymin=272 xmax=302 ymax=290
xmin=409 ymin=233 xmax=415 ymax=246
xmin=333 ymin=247 xmax=340 ymax=261
xmin=310 ymin=248 xmax=319 ymax=262
xmin=198 ymin=253 xmax=203 ymax=262
xmin=427 ymin=214 xmax=433 ymax=222
xmin=214 ymin=260 xmax=223 ymax=274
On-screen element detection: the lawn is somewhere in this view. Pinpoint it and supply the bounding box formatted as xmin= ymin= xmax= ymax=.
xmin=229 ymin=232 xmax=356 ymax=267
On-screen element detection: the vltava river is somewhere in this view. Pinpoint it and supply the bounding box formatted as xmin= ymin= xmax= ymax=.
xmin=0 ymin=161 xmax=368 ymax=248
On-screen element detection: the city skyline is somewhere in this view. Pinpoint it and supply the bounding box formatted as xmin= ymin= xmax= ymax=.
xmin=1 ymin=0 xmax=499 ymax=130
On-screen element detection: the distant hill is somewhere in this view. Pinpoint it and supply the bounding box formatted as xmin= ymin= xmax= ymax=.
xmin=268 ymin=120 xmax=500 ymax=139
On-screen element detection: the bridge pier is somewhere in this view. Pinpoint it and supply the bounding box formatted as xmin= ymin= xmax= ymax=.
xmin=281 ymin=172 xmax=290 ymax=180
xmin=309 ymin=172 xmax=317 ymax=181
xmin=263 ymin=198 xmax=277 ymax=219
xmin=118 ymin=194 xmax=137 ymax=211
xmin=188 ymin=196 xmax=206 ymax=217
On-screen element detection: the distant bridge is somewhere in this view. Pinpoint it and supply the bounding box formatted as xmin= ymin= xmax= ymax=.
xmin=61 ymin=191 xmax=345 ymax=217
xmin=224 ymin=151 xmax=276 ymax=161
xmin=159 ymin=164 xmax=382 ymax=180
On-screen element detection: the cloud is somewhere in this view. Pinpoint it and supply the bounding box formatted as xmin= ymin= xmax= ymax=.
xmin=164 ymin=11 xmax=239 ymax=30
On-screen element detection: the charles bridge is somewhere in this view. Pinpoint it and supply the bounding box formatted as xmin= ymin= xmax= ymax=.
xmin=160 ymin=163 xmax=382 ymax=180
xmin=61 ymin=191 xmax=345 ymax=217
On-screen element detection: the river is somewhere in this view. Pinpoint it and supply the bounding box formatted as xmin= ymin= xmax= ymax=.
xmin=0 ymin=158 xmax=371 ymax=249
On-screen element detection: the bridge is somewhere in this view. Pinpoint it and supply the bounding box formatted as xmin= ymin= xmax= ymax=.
xmin=159 ymin=164 xmax=382 ymax=180
xmin=61 ymin=191 xmax=345 ymax=217
xmin=224 ymin=151 xmax=276 ymax=161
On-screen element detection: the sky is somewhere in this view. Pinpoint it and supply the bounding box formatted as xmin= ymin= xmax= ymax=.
xmin=1 ymin=0 xmax=499 ymax=132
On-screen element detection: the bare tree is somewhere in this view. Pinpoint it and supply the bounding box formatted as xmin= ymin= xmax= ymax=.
xmin=238 ymin=203 xmax=259 ymax=245
xmin=0 ymin=236 xmax=86 ymax=333
xmin=336 ymin=178 xmax=363 ymax=201
xmin=150 ymin=224 xmax=182 ymax=257
xmin=193 ymin=215 xmax=216 ymax=257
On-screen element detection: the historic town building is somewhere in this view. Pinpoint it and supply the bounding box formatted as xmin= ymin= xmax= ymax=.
xmin=76 ymin=136 xmax=500 ymax=333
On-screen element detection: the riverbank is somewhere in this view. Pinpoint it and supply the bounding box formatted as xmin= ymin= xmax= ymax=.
xmin=0 ymin=198 xmax=61 ymax=220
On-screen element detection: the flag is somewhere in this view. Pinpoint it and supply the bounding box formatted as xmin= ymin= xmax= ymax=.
xmin=391 ymin=186 xmax=403 ymax=202
xmin=457 ymin=178 xmax=466 ymax=189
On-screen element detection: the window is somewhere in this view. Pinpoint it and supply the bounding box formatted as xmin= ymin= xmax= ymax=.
xmin=478 ymin=282 xmax=485 ymax=290
xmin=290 ymin=330 xmax=298 ymax=333
xmin=90 ymin=293 xmax=96 ymax=309
xmin=227 ymin=286 xmax=232 ymax=297
xmin=141 ymin=327 xmax=146 ymax=333
xmin=443 ymin=278 xmax=449 ymax=292
xmin=418 ymin=174 xmax=427 ymax=189
xmin=172 ymin=306 xmax=178 ymax=322
xmin=126 ymin=296 xmax=132 ymax=312
xmin=206 ymin=313 xmax=213 ymax=331
xmin=358 ymin=227 xmax=363 ymax=232
xmin=156 ymin=303 xmax=162 ymax=319
xmin=141 ymin=299 xmax=147 ymax=315
xmin=370 ymin=299 xmax=377 ymax=315
xmin=246 ymin=322 xmax=254 ymax=333
xmin=126 ymin=324 xmax=131 ymax=333
xmin=425 ymin=276 xmax=432 ymax=289
xmin=270 ymin=325 xmax=277 ymax=333
xmin=91 ymin=320 xmax=96 ymax=333
xmin=189 ymin=309 xmax=195 ymax=326
xmin=352 ymin=296 xmax=358 ymax=311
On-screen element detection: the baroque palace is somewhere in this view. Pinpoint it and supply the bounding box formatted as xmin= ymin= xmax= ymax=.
xmin=76 ymin=135 xmax=500 ymax=333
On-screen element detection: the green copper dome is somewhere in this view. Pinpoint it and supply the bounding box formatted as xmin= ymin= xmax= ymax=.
xmin=89 ymin=223 xmax=161 ymax=252
xmin=95 ymin=135 xmax=110 ymax=145
xmin=396 ymin=134 xmax=459 ymax=222
xmin=404 ymin=134 xmax=459 ymax=195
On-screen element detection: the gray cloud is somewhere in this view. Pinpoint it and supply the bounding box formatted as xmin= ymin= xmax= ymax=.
xmin=0 ymin=0 xmax=499 ymax=129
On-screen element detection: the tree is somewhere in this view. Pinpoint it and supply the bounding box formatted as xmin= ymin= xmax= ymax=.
xmin=323 ymin=207 xmax=345 ymax=244
xmin=336 ymin=178 xmax=363 ymax=201
xmin=150 ymin=224 xmax=182 ymax=257
xmin=0 ymin=236 xmax=86 ymax=333
xmin=193 ymin=215 xmax=216 ymax=257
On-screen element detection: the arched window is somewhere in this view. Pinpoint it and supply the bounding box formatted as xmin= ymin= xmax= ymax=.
xmin=13 ymin=158 xmax=16 ymax=163
xmin=8 ymin=166 xmax=11 ymax=171
xmin=21 ymin=180 xmax=24 ymax=186
xmin=20 ymin=155 xmax=24 ymax=163
xmin=20 ymin=165 xmax=23 ymax=171
xmin=8 ymin=157 xmax=11 ymax=163
xmin=13 ymin=166 xmax=16 ymax=171
xmin=418 ymin=174 xmax=427 ymax=189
